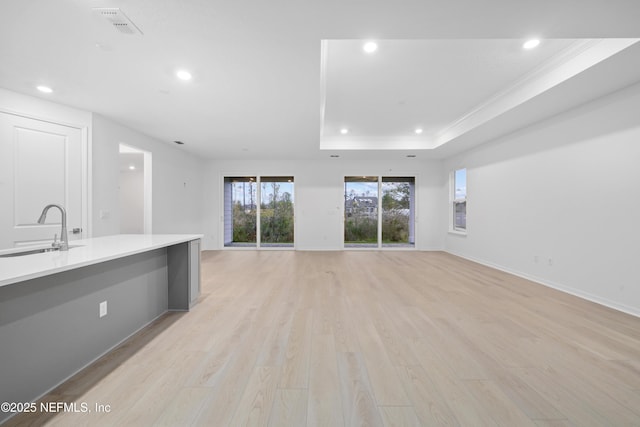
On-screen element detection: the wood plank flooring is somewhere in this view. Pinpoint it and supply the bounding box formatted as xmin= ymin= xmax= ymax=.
xmin=4 ymin=250 xmax=640 ymax=426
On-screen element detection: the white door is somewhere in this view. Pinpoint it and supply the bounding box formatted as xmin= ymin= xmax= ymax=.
xmin=0 ymin=112 xmax=86 ymax=248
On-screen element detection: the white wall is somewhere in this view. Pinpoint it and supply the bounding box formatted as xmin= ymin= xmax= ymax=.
xmin=92 ymin=114 xmax=205 ymax=236
xmin=444 ymin=81 xmax=640 ymax=316
xmin=202 ymin=158 xmax=445 ymax=251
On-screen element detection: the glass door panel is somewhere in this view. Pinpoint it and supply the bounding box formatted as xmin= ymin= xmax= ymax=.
xmin=381 ymin=177 xmax=415 ymax=247
xmin=223 ymin=176 xmax=257 ymax=247
xmin=344 ymin=176 xmax=379 ymax=248
xmin=260 ymin=176 xmax=294 ymax=247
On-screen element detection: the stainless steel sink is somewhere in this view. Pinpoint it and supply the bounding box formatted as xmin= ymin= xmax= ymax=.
xmin=0 ymin=245 xmax=82 ymax=258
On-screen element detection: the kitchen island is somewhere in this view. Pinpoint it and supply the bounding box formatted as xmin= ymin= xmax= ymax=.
xmin=0 ymin=234 xmax=201 ymax=424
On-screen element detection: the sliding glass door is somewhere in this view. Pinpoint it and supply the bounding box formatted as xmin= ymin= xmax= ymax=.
xmin=224 ymin=176 xmax=294 ymax=248
xmin=344 ymin=176 xmax=415 ymax=248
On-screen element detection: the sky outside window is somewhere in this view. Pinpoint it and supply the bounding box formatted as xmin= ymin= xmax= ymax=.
xmin=455 ymin=169 xmax=467 ymax=199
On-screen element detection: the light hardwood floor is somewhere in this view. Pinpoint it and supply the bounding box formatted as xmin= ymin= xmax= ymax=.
xmin=5 ymin=251 xmax=640 ymax=426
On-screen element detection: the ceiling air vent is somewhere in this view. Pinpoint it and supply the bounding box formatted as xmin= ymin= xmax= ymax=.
xmin=93 ymin=8 xmax=143 ymax=35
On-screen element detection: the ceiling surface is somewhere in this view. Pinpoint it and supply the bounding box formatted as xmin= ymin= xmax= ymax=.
xmin=1 ymin=0 xmax=640 ymax=161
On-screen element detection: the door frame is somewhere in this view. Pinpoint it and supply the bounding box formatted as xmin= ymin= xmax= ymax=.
xmin=219 ymin=172 xmax=297 ymax=250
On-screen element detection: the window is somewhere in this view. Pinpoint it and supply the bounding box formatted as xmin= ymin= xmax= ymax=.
xmin=344 ymin=176 xmax=416 ymax=248
xmin=223 ymin=176 xmax=294 ymax=248
xmin=452 ymin=168 xmax=467 ymax=232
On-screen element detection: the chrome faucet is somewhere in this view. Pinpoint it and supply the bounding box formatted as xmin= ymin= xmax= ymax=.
xmin=37 ymin=204 xmax=69 ymax=251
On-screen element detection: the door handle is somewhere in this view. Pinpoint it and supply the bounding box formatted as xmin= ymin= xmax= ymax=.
xmin=72 ymin=228 xmax=82 ymax=234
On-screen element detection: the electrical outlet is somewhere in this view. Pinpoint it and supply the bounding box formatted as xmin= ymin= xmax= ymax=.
xmin=99 ymin=301 xmax=107 ymax=318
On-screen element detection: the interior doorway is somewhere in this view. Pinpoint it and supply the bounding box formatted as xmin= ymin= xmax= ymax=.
xmin=119 ymin=144 xmax=152 ymax=234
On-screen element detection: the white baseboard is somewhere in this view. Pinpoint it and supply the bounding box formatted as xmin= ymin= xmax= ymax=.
xmin=445 ymin=249 xmax=640 ymax=319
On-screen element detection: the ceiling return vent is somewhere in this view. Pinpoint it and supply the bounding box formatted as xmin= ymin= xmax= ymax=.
xmin=93 ymin=8 xmax=143 ymax=35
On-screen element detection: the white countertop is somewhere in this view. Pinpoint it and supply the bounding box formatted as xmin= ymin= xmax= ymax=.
xmin=0 ymin=234 xmax=202 ymax=288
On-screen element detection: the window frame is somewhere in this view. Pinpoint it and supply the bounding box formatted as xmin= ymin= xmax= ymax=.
xmin=222 ymin=175 xmax=295 ymax=249
xmin=450 ymin=168 xmax=467 ymax=235
xmin=344 ymin=175 xmax=417 ymax=249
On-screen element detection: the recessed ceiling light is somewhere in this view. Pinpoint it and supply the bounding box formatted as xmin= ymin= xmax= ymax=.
xmin=414 ymin=128 xmax=423 ymax=135
xmin=523 ymin=39 xmax=541 ymax=50
xmin=176 ymin=70 xmax=192 ymax=81
xmin=363 ymin=41 xmax=378 ymax=53
xmin=340 ymin=128 xmax=349 ymax=135
xmin=129 ymin=165 xmax=136 ymax=170
xmin=36 ymin=85 xmax=53 ymax=94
